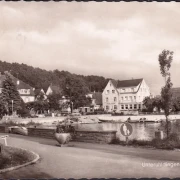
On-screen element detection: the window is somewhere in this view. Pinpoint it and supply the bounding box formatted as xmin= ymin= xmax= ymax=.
xmin=121 ymin=105 xmax=124 ymax=109
xmin=134 ymin=104 xmax=137 ymax=109
xmin=129 ymin=96 xmax=132 ymax=101
xmin=110 ymin=83 xmax=111 ymax=86
xmin=114 ymin=97 xmax=117 ymax=102
xmin=121 ymin=97 xmax=124 ymax=101
xmin=125 ymin=105 xmax=128 ymax=109
xmin=139 ymin=104 xmax=141 ymax=109
xmin=131 ymin=88 xmax=134 ymax=92
xmin=106 ymin=106 xmax=109 ymax=110
xmin=134 ymin=96 xmax=136 ymax=100
xmin=114 ymin=105 xmax=117 ymax=110
xmin=125 ymin=96 xmax=128 ymax=100
xmin=106 ymin=97 xmax=109 ymax=102
xmin=130 ymin=104 xmax=133 ymax=109
xmin=107 ymin=90 xmax=109 ymax=94
xmin=112 ymin=90 xmax=115 ymax=93
xmin=122 ymin=88 xmax=125 ymax=92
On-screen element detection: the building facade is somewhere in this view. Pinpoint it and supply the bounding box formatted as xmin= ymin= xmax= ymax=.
xmin=102 ymin=78 xmax=150 ymax=112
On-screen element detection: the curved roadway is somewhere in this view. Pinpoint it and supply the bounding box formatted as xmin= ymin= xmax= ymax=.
xmin=0 ymin=133 xmax=180 ymax=178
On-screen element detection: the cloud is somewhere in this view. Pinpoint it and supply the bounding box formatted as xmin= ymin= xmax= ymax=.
xmin=0 ymin=1 xmax=180 ymax=95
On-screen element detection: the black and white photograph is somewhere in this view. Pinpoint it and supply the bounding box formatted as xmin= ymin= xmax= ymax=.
xmin=0 ymin=1 xmax=180 ymax=179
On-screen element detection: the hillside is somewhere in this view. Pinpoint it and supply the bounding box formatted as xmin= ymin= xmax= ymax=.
xmin=0 ymin=60 xmax=109 ymax=93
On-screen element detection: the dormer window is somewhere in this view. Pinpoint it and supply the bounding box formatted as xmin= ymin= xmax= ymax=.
xmin=107 ymin=90 xmax=109 ymax=94
xmin=131 ymin=88 xmax=134 ymax=92
xmin=122 ymin=89 xmax=125 ymax=92
xmin=112 ymin=90 xmax=115 ymax=93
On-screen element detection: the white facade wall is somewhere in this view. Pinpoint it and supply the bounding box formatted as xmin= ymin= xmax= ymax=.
xmin=46 ymin=87 xmax=53 ymax=95
xmin=102 ymin=80 xmax=119 ymax=112
xmin=21 ymin=96 xmax=35 ymax=103
xmin=103 ymin=79 xmax=150 ymax=112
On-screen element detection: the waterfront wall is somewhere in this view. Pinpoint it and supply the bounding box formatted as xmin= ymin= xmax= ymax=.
xmin=73 ymin=130 xmax=117 ymax=144
xmin=0 ymin=125 xmax=8 ymax=133
xmin=27 ymin=127 xmax=116 ymax=144
xmin=27 ymin=127 xmax=56 ymax=139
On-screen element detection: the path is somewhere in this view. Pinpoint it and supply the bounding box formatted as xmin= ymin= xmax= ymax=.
xmin=0 ymin=133 xmax=180 ymax=178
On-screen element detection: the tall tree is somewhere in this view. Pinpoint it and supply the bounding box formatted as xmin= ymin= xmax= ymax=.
xmin=47 ymin=93 xmax=62 ymax=111
xmin=0 ymin=74 xmax=21 ymax=115
xmin=158 ymin=50 xmax=173 ymax=137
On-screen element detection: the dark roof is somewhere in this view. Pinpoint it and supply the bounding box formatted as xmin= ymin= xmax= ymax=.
xmin=49 ymin=84 xmax=62 ymax=94
xmin=111 ymin=78 xmax=143 ymax=88
xmin=92 ymin=92 xmax=102 ymax=105
xmin=171 ymin=87 xmax=180 ymax=98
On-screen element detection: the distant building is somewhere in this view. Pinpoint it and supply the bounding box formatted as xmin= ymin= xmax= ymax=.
xmin=171 ymin=87 xmax=180 ymax=98
xmin=87 ymin=92 xmax=102 ymax=110
xmin=0 ymin=72 xmax=35 ymax=103
xmin=102 ymin=78 xmax=150 ymax=112
xmin=46 ymin=84 xmax=62 ymax=96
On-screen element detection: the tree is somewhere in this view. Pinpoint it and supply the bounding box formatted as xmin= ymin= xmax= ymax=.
xmin=143 ymin=97 xmax=154 ymax=112
xmin=26 ymin=100 xmax=49 ymax=114
xmin=158 ymin=50 xmax=174 ymax=138
xmin=0 ymin=74 xmax=21 ymax=115
xmin=63 ymin=76 xmax=91 ymax=110
xmin=47 ymin=93 xmax=62 ymax=111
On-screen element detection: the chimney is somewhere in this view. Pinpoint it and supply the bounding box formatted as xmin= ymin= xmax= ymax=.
xmin=17 ymin=80 xmax=20 ymax=85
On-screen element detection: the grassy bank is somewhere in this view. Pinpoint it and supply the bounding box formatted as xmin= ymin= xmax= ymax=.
xmin=110 ymin=133 xmax=180 ymax=150
xmin=0 ymin=145 xmax=36 ymax=170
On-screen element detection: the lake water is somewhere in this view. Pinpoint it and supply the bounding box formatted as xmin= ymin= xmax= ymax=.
xmin=75 ymin=121 xmax=180 ymax=141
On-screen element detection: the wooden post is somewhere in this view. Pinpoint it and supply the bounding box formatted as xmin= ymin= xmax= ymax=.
xmin=4 ymin=137 xmax=7 ymax=146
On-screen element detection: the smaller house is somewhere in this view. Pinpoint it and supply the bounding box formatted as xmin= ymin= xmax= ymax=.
xmin=171 ymin=87 xmax=180 ymax=98
xmin=34 ymin=88 xmax=47 ymax=101
xmin=46 ymin=84 xmax=62 ymax=96
xmin=86 ymin=92 xmax=103 ymax=110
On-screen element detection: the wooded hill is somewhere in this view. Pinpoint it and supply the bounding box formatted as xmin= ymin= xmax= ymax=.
xmin=0 ymin=60 xmax=109 ymax=94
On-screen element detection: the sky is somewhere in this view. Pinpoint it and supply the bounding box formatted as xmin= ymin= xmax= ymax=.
xmin=0 ymin=2 xmax=180 ymax=95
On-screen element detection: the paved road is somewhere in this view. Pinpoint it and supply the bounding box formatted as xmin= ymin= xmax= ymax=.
xmin=0 ymin=133 xmax=180 ymax=179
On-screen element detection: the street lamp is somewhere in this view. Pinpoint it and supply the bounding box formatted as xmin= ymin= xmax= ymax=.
xmin=12 ymin=100 xmax=13 ymax=116
xmin=71 ymin=101 xmax=73 ymax=113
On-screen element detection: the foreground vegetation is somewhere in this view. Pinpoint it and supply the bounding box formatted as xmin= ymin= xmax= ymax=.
xmin=0 ymin=145 xmax=35 ymax=169
xmin=110 ymin=133 xmax=180 ymax=150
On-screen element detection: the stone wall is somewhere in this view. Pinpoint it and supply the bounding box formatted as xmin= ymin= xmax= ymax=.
xmin=0 ymin=125 xmax=8 ymax=133
xmin=73 ymin=130 xmax=117 ymax=144
xmin=27 ymin=127 xmax=56 ymax=139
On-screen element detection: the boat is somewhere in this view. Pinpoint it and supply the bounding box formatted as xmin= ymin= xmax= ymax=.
xmin=11 ymin=126 xmax=28 ymax=136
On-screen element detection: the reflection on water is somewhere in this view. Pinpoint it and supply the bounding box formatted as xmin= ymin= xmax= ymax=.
xmin=75 ymin=121 xmax=180 ymax=141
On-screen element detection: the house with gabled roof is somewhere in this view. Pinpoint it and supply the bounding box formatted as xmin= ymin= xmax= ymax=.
xmin=102 ymin=78 xmax=150 ymax=112
xmin=34 ymin=88 xmax=47 ymax=101
xmin=0 ymin=72 xmax=35 ymax=103
xmin=171 ymin=87 xmax=180 ymax=98
xmin=46 ymin=84 xmax=62 ymax=96
xmin=86 ymin=91 xmax=103 ymax=110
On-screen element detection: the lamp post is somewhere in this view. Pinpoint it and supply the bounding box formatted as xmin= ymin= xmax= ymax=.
xmin=71 ymin=101 xmax=73 ymax=113
xmin=12 ymin=100 xmax=13 ymax=116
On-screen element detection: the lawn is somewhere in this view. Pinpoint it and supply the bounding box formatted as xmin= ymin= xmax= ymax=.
xmin=0 ymin=145 xmax=36 ymax=170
